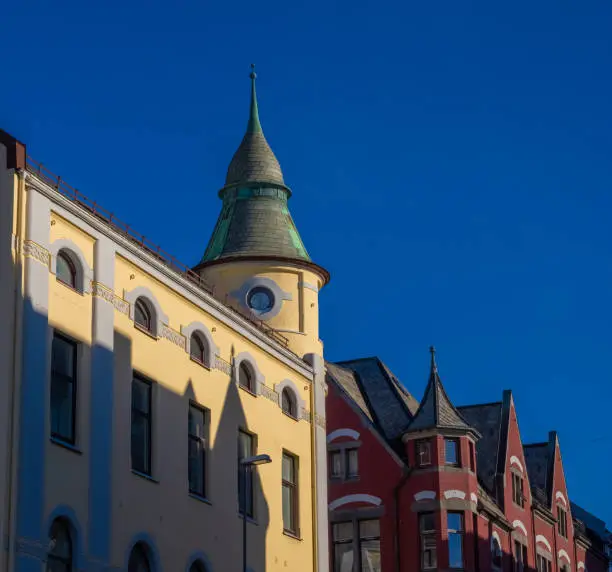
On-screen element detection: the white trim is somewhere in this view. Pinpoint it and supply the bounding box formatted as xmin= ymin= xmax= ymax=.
xmin=510 ymin=455 xmax=524 ymax=473
xmin=25 ymin=173 xmax=313 ymax=379
xmin=124 ymin=285 xmax=168 ymax=338
xmin=492 ymin=530 xmax=502 ymax=547
xmin=578 ymin=562 xmax=585 ymax=570
xmin=181 ymin=321 xmax=218 ymax=369
xmin=234 ymin=351 xmax=265 ymax=395
xmin=470 ymin=493 xmax=478 ymax=503
xmin=327 ymin=429 xmax=360 ymax=443
xmin=414 ymin=491 xmax=436 ymax=502
xmin=536 ymin=535 xmax=552 ymax=552
xmin=513 ymin=520 xmax=528 ymax=536
xmin=49 ymin=238 xmax=93 ymax=294
xmin=329 ymin=494 xmax=381 ymax=511
xmin=444 ymin=490 xmax=467 ymax=500
xmin=558 ymin=549 xmax=571 ymax=564
xmin=555 ymin=491 xmax=568 ymax=507
xmin=274 ymin=379 xmax=306 ymax=415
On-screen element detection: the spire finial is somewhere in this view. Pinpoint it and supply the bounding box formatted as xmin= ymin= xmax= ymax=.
xmin=429 ymin=345 xmax=438 ymax=375
xmin=247 ymin=63 xmax=262 ymax=134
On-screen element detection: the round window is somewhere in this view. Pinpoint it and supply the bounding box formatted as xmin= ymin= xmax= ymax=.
xmin=247 ymin=286 xmax=275 ymax=313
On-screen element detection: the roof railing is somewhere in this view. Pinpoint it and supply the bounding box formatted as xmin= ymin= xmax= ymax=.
xmin=25 ymin=156 xmax=289 ymax=348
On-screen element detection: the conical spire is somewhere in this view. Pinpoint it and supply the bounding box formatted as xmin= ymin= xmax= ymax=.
xmin=225 ymin=65 xmax=285 ymax=187
xmin=405 ymin=347 xmax=474 ymax=433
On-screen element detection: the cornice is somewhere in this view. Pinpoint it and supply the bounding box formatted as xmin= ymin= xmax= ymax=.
xmin=24 ymin=170 xmax=314 ymax=380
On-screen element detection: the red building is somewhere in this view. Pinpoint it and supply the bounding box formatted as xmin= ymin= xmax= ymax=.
xmin=325 ymin=348 xmax=610 ymax=572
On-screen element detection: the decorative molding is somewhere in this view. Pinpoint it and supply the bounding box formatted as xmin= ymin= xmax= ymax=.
xmin=274 ymin=378 xmax=307 ymax=417
xmin=510 ymin=455 xmax=524 ymax=473
xmin=233 ymin=352 xmax=265 ymax=395
xmin=414 ymin=491 xmax=436 ymax=502
xmin=444 ymin=490 xmax=467 ymax=500
xmin=513 ymin=520 xmax=528 ymax=536
xmin=470 ymin=492 xmax=478 ymax=503
xmin=299 ymin=280 xmax=319 ymax=293
xmin=578 ymin=562 xmax=585 ymax=570
xmin=214 ymin=355 xmax=232 ymax=376
xmin=327 ymin=428 xmax=360 ymax=443
xmin=49 ymin=237 xmax=93 ymax=294
xmin=260 ymin=384 xmax=279 ymax=405
xmin=180 ymin=321 xmax=218 ymax=368
xmin=314 ymin=413 xmax=326 ymax=429
xmin=555 ymin=491 xmax=568 ymax=507
xmin=558 ymin=549 xmax=571 ymax=564
xmin=536 ymin=535 xmax=552 ymax=552
xmin=329 ymin=494 xmax=382 ymax=511
xmin=160 ymin=324 xmax=186 ymax=349
xmin=123 ymin=285 xmax=169 ymax=338
xmin=91 ymin=282 xmax=129 ymax=315
xmin=22 ymin=239 xmax=50 ymax=266
xmin=301 ymin=408 xmax=312 ymax=422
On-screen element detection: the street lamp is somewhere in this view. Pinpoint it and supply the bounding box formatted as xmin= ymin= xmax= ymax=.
xmin=240 ymin=454 xmax=272 ymax=572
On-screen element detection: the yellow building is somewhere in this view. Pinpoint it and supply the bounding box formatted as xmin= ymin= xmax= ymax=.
xmin=0 ymin=68 xmax=330 ymax=572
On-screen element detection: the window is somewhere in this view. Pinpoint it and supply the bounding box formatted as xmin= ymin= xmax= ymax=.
xmin=134 ymin=298 xmax=152 ymax=333
xmin=247 ymin=286 xmax=275 ymax=313
xmin=238 ymin=430 xmax=255 ymax=517
xmin=128 ymin=542 xmax=151 ymax=572
xmin=512 ymin=472 xmax=525 ymax=508
xmin=131 ymin=375 xmax=152 ymax=475
xmin=514 ymin=540 xmax=528 ymax=572
xmin=190 ymin=333 xmax=207 ymax=365
xmin=238 ymin=361 xmax=254 ymax=392
xmin=468 ymin=441 xmax=475 ymax=472
xmin=420 ymin=512 xmax=437 ymax=570
xmin=445 ymin=438 xmax=460 ymax=466
xmin=332 ymin=519 xmax=381 ymax=572
xmin=492 ymin=537 xmax=503 ymax=568
xmin=281 ymin=388 xmax=297 ymax=418
xmin=189 ymin=562 xmax=206 ymax=572
xmin=448 ymin=512 xmax=464 ymax=569
xmin=50 ymin=333 xmax=77 ymax=444
xmin=328 ymin=446 xmax=359 ymax=480
xmin=56 ymin=250 xmax=77 ymax=289
xmin=537 ymin=554 xmax=552 ymax=572
xmin=188 ymin=403 xmax=207 ymax=497
xmin=417 ymin=439 xmax=432 ymax=467
xmin=282 ymin=452 xmax=299 ymax=535
xmin=558 ymin=506 xmax=567 ymax=538
xmin=47 ymin=518 xmax=72 ymax=572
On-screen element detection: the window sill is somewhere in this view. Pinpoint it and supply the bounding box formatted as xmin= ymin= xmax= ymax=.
xmin=190 ymin=356 xmax=211 ymax=370
xmin=56 ymin=279 xmax=84 ymax=296
xmin=282 ymin=410 xmax=299 ymax=422
xmin=50 ymin=436 xmax=82 ymax=455
xmin=134 ymin=324 xmax=158 ymax=340
xmin=238 ymin=384 xmax=258 ymax=398
xmin=283 ymin=530 xmax=302 ymax=541
xmin=189 ymin=493 xmax=212 ymax=506
xmin=238 ymin=512 xmax=258 ymax=525
xmin=132 ymin=469 xmax=158 ymax=483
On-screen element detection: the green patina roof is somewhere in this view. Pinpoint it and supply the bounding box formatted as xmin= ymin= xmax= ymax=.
xmin=200 ymin=67 xmax=311 ymax=265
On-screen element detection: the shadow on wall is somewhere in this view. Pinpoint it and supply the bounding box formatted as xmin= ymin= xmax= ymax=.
xmin=14 ymin=291 xmax=270 ymax=572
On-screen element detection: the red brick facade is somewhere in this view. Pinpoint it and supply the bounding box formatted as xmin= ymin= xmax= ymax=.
xmin=326 ymin=357 xmax=610 ymax=572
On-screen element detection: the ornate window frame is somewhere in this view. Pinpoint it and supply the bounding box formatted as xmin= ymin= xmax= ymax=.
xmin=124 ymin=286 xmax=168 ymax=338
xmin=181 ymin=321 xmax=218 ymax=369
xmin=230 ymin=277 xmax=292 ymax=321
xmin=274 ymin=379 xmax=305 ymax=420
xmin=233 ymin=352 xmax=264 ymax=395
xmin=49 ymin=238 xmax=93 ymax=294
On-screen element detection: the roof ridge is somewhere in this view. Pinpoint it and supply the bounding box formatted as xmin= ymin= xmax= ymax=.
xmin=458 ymin=401 xmax=503 ymax=409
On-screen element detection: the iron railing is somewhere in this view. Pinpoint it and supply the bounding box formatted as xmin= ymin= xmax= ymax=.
xmin=25 ymin=156 xmax=289 ymax=348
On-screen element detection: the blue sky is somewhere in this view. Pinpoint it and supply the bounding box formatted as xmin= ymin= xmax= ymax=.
xmin=3 ymin=1 xmax=611 ymax=524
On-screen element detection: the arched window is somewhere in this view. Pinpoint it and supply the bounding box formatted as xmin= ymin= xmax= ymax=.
xmin=47 ymin=518 xmax=72 ymax=572
xmin=56 ymin=250 xmax=77 ymax=289
xmin=190 ymin=334 xmax=207 ymax=365
xmin=134 ymin=298 xmax=152 ymax=333
xmin=492 ymin=537 xmax=502 ymax=568
xmin=281 ymin=388 xmax=297 ymax=418
xmin=189 ymin=562 xmax=206 ymax=572
xmin=128 ymin=542 xmax=151 ymax=572
xmin=238 ymin=361 xmax=254 ymax=392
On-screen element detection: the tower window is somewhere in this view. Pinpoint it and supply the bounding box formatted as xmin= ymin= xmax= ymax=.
xmin=247 ymin=286 xmax=275 ymax=314
xmin=420 ymin=512 xmax=437 ymax=570
xmin=447 ymin=512 xmax=464 ymax=569
xmin=445 ymin=438 xmax=460 ymax=466
xmin=417 ymin=439 xmax=432 ymax=467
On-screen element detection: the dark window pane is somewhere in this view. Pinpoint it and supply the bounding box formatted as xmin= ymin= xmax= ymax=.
xmin=282 ymin=454 xmax=295 ymax=483
xmin=420 ymin=513 xmax=436 ymax=532
xmin=359 ymin=519 xmax=380 ymax=539
xmin=239 ymin=362 xmax=253 ymax=391
xmin=47 ymin=519 xmax=72 ymax=572
xmin=50 ymin=335 xmax=76 ymax=443
xmin=329 ymin=451 xmax=342 ymax=478
xmin=282 ymin=484 xmax=293 ymax=531
xmin=282 ymin=388 xmax=296 ymax=417
xmin=128 ymin=543 xmax=151 ymax=572
xmin=132 ymin=379 xmax=150 ymax=414
xmin=238 ymin=431 xmax=254 ymax=517
xmin=445 ymin=439 xmax=458 ymax=465
xmin=347 ymin=448 xmax=359 ymax=477
xmin=448 ymin=532 xmax=463 ymax=568
xmin=134 ymin=298 xmax=151 ymax=331
xmin=189 ymin=405 xmax=205 ymax=438
xmin=131 ymin=377 xmax=151 ymax=475
xmin=361 ymin=538 xmax=381 ymax=571
xmin=333 ymin=522 xmax=353 ymax=542
xmin=418 ymin=440 xmax=431 ymax=465
xmin=334 ymin=543 xmax=354 ymax=572
xmin=190 ymin=334 xmax=206 ymax=363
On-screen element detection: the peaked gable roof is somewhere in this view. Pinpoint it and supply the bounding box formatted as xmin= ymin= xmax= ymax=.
xmin=326 ymin=357 xmax=417 ymax=444
xmin=524 ymin=432 xmax=557 ymax=508
xmin=406 ymin=347 xmax=474 ymax=434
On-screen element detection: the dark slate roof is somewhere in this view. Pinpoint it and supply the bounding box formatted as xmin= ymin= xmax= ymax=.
xmin=524 ymin=438 xmax=555 ymax=506
xmin=406 ymin=348 xmax=474 ymax=434
xmin=336 ymin=358 xmax=417 ymax=441
xmin=326 ymin=357 xmax=417 ymax=447
xmin=225 ymin=68 xmax=285 ymax=187
xmin=571 ymin=503 xmax=609 ymax=541
xmin=457 ymin=402 xmax=502 ymax=493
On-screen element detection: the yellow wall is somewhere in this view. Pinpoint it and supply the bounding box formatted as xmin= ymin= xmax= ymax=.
xmin=41 ymin=214 xmax=318 ymax=570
